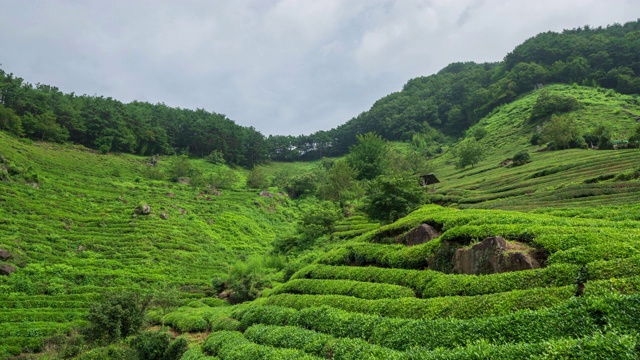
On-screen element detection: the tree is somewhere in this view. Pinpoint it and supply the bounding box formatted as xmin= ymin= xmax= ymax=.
xmin=84 ymin=291 xmax=151 ymax=344
xmin=319 ymin=159 xmax=359 ymax=205
xmin=152 ymin=286 xmax=181 ymax=331
xmin=347 ymin=132 xmax=389 ymax=180
xmin=246 ymin=166 xmax=269 ymax=189
xmin=453 ymin=137 xmax=484 ymax=169
xmin=169 ymin=155 xmax=191 ymax=181
xmin=541 ymin=115 xmax=582 ymax=150
xmin=363 ymin=175 xmax=427 ymax=223
xmin=0 ymin=104 xmax=23 ymax=136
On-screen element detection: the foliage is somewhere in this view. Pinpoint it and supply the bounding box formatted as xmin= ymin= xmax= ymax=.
xmin=225 ymin=256 xmax=272 ymax=304
xmin=529 ymin=91 xmax=581 ymax=122
xmin=169 ymin=155 xmax=191 ymax=181
xmin=284 ymin=173 xmax=318 ymax=199
xmin=512 ymin=150 xmax=530 ymax=166
xmin=452 ymin=137 xmax=484 ymax=169
xmin=209 ymin=167 xmax=241 ymax=189
xmin=152 ymin=287 xmax=181 ymax=330
xmin=206 ymin=150 xmax=226 ymax=164
xmin=84 ymin=291 xmax=151 ymax=344
xmin=318 ymin=159 xmax=359 ymax=205
xmin=0 ymin=104 xmax=23 ymax=136
xmin=629 ymin=125 xmax=640 ymax=148
xmin=131 ymin=331 xmax=188 ymax=360
xmin=541 ymin=115 xmax=583 ymax=149
xmin=363 ymin=175 xmax=427 ymax=223
xmin=246 ymin=166 xmax=269 ymax=189
xmin=347 ymin=132 xmax=389 ymax=180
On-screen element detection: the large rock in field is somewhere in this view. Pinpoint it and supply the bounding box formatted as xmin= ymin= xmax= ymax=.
xmin=453 ymin=236 xmax=542 ymax=275
xmin=0 ymin=264 xmax=16 ymax=276
xmin=0 ymin=249 xmax=10 ymax=260
xmin=396 ymin=224 xmax=440 ymax=246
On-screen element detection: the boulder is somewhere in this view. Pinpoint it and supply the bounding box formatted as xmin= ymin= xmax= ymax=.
xmin=160 ymin=213 xmax=168 ymax=220
xmin=259 ymin=190 xmax=273 ymax=198
xmin=453 ymin=236 xmax=543 ymax=275
xmin=396 ymin=224 xmax=440 ymax=246
xmin=0 ymin=264 xmax=16 ymax=276
xmin=0 ymin=249 xmax=10 ymax=260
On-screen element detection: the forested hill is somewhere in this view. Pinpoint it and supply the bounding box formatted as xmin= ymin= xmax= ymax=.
xmin=1 ymin=19 xmax=640 ymax=164
xmin=0 ymin=74 xmax=268 ymax=167
xmin=270 ymin=19 xmax=640 ymax=161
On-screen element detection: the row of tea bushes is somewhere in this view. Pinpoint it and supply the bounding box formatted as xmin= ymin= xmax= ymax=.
xmin=235 ymin=294 xmax=640 ymax=351
xmin=263 ymin=285 xmax=574 ymax=320
xmin=270 ymin=279 xmax=416 ymax=300
xmin=315 ymin=241 xmax=439 ymax=269
xmin=202 ymin=330 xmax=319 ymax=359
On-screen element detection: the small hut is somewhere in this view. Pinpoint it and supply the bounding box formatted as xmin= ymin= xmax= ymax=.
xmin=420 ymin=173 xmax=440 ymax=190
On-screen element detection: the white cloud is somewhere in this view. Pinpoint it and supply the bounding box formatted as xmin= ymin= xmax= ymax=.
xmin=0 ymin=0 xmax=639 ymax=135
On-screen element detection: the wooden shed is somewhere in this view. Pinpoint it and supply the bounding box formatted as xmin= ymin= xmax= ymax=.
xmin=420 ymin=173 xmax=440 ymax=187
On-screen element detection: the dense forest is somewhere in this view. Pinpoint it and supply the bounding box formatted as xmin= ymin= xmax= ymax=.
xmin=1 ymin=20 xmax=640 ymax=164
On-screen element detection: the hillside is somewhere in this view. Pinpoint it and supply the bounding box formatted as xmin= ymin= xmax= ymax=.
xmin=0 ymin=132 xmax=300 ymax=358
xmin=427 ymin=84 xmax=640 ymax=210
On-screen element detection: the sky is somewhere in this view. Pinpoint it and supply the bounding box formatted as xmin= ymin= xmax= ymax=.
xmin=1 ymin=1 xmax=639 ymax=136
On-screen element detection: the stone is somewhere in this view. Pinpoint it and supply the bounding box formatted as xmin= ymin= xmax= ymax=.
xmin=453 ymin=236 xmax=543 ymax=275
xmin=259 ymin=190 xmax=273 ymax=198
xmin=0 ymin=249 xmax=11 ymax=260
xmin=0 ymin=264 xmax=16 ymax=276
xmin=160 ymin=213 xmax=168 ymax=220
xmin=166 ymin=192 xmax=176 ymax=198
xmin=395 ymin=224 xmax=440 ymax=246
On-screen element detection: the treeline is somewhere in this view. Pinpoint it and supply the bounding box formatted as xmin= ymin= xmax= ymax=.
xmin=1 ymin=20 xmax=640 ymax=164
xmin=0 ymin=72 xmax=268 ymax=167
xmin=269 ymin=19 xmax=640 ymax=161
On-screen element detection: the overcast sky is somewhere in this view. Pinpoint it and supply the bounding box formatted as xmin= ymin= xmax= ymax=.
xmin=1 ymin=1 xmax=639 ymax=135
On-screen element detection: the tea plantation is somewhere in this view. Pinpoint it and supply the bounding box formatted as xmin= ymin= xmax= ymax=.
xmin=1 ymin=84 xmax=640 ymax=359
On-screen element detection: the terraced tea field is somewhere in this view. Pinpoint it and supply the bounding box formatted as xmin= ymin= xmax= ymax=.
xmin=0 ymin=133 xmax=298 ymax=358
xmin=163 ymin=205 xmax=640 ymax=359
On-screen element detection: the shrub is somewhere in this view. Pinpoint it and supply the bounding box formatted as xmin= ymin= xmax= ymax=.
xmin=363 ymin=175 xmax=427 ymax=223
xmin=84 ymin=291 xmax=151 ymax=344
xmin=529 ymin=91 xmax=580 ymax=122
xmin=453 ymin=137 xmax=484 ymax=169
xmin=512 ymin=150 xmax=530 ymax=166
xmin=169 ymin=155 xmax=191 ymax=181
xmin=224 ymin=256 xmax=271 ymax=304
xmin=270 ymin=279 xmax=416 ymax=300
xmin=206 ymin=150 xmax=226 ymax=164
xmin=246 ymin=166 xmax=269 ymax=189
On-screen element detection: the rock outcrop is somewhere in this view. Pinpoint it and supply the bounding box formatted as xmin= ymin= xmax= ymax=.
xmin=0 ymin=264 xmax=16 ymax=276
xmin=0 ymin=249 xmax=11 ymax=261
xmin=395 ymin=224 xmax=440 ymax=246
xmin=453 ymin=236 xmax=543 ymax=275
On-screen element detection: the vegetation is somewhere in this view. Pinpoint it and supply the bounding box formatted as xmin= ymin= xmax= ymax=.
xmin=2 ymin=17 xmax=640 ymax=360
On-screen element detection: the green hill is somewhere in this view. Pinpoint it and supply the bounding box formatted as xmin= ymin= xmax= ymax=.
xmin=0 ymin=132 xmax=300 ymax=358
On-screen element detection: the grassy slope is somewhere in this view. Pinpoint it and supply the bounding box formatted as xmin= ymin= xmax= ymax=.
xmin=183 ymin=86 xmax=640 ymax=358
xmin=3 ymin=85 xmax=640 ymax=358
xmin=428 ymin=84 xmax=640 ymax=210
xmin=0 ymin=132 xmax=299 ymax=358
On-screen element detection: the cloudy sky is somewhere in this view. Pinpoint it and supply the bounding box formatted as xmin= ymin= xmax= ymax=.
xmin=1 ymin=1 xmax=639 ymax=135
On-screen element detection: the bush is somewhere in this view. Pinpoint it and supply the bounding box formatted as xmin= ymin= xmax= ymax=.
xmin=363 ymin=175 xmax=427 ymax=223
xmin=512 ymin=150 xmax=530 ymax=166
xmin=453 ymin=137 xmax=484 ymax=169
xmin=206 ymin=150 xmax=226 ymax=164
xmin=246 ymin=166 xmax=269 ymax=189
xmin=529 ymin=91 xmax=580 ymax=122
xmin=169 ymin=155 xmax=191 ymax=181
xmin=84 ymin=291 xmax=151 ymax=344
xmin=223 ymin=256 xmax=271 ymax=304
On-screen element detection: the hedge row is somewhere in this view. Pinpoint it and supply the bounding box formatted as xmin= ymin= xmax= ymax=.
xmin=293 ymin=263 xmax=580 ymax=298
xmin=264 ymin=285 xmax=574 ymax=320
xmin=235 ymin=294 xmax=640 ymax=351
xmin=270 ymin=279 xmax=416 ymax=300
xmin=548 ymin=242 xmax=640 ymax=265
xmin=404 ymin=332 xmax=639 ymax=360
xmin=202 ymin=331 xmax=320 ymax=359
xmin=244 ymin=324 xmax=404 ymax=359
xmin=315 ymin=241 xmax=440 ymax=269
